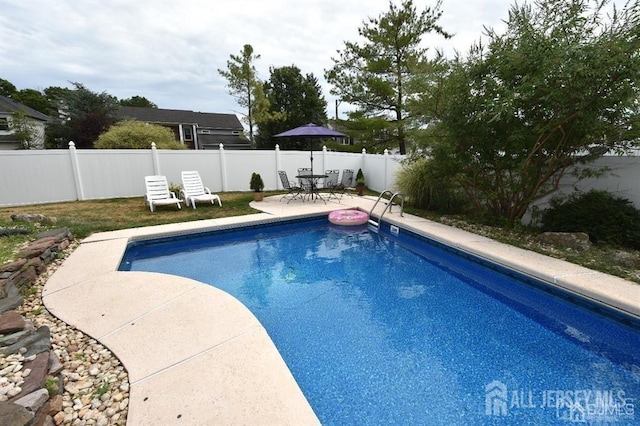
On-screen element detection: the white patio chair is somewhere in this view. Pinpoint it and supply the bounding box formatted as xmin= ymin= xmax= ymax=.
xmin=180 ymin=170 xmax=222 ymax=209
xmin=144 ymin=175 xmax=183 ymax=212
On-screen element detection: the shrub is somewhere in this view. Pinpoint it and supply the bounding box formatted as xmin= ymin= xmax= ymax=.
xmin=250 ymin=173 xmax=264 ymax=192
xmin=95 ymin=120 xmax=186 ymax=149
xmin=395 ymin=157 xmax=469 ymax=213
xmin=540 ymin=190 xmax=640 ymax=249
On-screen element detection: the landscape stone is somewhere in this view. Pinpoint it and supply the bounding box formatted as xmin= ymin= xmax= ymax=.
xmin=0 ymin=259 xmax=27 ymax=273
xmin=26 ymin=257 xmax=46 ymax=275
xmin=10 ymin=214 xmax=57 ymax=225
xmin=0 ymin=295 xmax=23 ymax=315
xmin=0 ymin=401 xmax=34 ymax=425
xmin=13 ymin=388 xmax=49 ymax=413
xmin=36 ymin=228 xmax=70 ymax=241
xmin=17 ymin=239 xmax=56 ymax=259
xmin=0 ymin=228 xmax=29 ymax=237
xmin=0 ymin=310 xmax=26 ymax=334
xmin=10 ymin=267 xmax=37 ymax=289
xmin=48 ymin=352 xmax=64 ymax=376
xmin=10 ymin=352 xmax=49 ymax=401
xmin=0 ymin=328 xmax=31 ymax=346
xmin=0 ymin=326 xmax=51 ymax=357
xmin=538 ymin=231 xmax=591 ymax=251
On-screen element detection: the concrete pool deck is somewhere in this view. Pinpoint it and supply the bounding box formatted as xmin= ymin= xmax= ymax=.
xmin=42 ymin=194 xmax=640 ymax=425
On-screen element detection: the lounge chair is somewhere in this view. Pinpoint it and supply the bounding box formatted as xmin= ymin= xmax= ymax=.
xmin=278 ymin=171 xmax=303 ymax=203
xmin=180 ymin=171 xmax=222 ymax=209
xmin=144 ymin=175 xmax=183 ymax=212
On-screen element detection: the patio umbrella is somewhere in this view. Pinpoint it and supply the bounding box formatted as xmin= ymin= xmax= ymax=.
xmin=274 ymin=123 xmax=346 ymax=176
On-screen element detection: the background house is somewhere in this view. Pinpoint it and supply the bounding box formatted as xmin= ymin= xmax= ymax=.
xmin=0 ymin=95 xmax=51 ymax=150
xmin=117 ymin=107 xmax=251 ymax=150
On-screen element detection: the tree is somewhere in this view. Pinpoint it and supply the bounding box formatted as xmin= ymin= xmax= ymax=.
xmin=119 ymin=96 xmax=157 ymax=108
xmin=95 ymin=120 xmax=185 ymax=149
xmin=218 ymin=44 xmax=262 ymax=147
xmin=413 ymin=0 xmax=640 ymax=223
xmin=9 ymin=110 xmax=40 ymax=149
xmin=325 ymin=0 xmax=451 ymax=154
xmin=46 ymin=83 xmax=120 ymax=149
xmin=256 ymin=66 xmax=327 ymax=149
xmin=13 ymin=88 xmax=55 ymax=115
xmin=0 ymin=78 xmax=17 ymax=97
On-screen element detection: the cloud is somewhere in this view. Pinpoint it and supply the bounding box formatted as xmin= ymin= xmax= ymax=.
xmin=0 ymin=0 xmax=543 ymax=116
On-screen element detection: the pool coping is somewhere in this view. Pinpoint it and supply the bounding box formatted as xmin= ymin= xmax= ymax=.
xmin=42 ymin=195 xmax=640 ymax=425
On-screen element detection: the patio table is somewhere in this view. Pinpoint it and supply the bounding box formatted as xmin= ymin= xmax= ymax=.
xmin=296 ymin=174 xmax=328 ymax=204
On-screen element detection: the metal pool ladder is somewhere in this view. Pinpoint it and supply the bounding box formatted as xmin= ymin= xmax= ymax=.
xmin=368 ymin=190 xmax=404 ymax=228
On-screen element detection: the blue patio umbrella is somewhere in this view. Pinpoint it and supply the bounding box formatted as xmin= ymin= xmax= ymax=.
xmin=274 ymin=123 xmax=346 ymax=176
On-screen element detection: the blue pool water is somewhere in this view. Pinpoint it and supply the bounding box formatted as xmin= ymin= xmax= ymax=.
xmin=120 ymin=217 xmax=640 ymax=424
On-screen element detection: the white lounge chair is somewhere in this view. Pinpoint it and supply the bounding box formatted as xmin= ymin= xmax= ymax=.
xmin=180 ymin=170 xmax=222 ymax=209
xmin=144 ymin=175 xmax=183 ymax=212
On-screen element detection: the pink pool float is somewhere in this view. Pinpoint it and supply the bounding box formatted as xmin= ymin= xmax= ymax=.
xmin=328 ymin=209 xmax=369 ymax=226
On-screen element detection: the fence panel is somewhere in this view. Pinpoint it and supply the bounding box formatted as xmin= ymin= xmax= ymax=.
xmin=74 ymin=150 xmax=156 ymax=199
xmin=3 ymin=146 xmax=640 ymax=212
xmin=225 ymin=150 xmax=277 ymax=191
xmin=0 ymin=150 xmax=77 ymax=206
xmin=155 ymin=150 xmax=223 ymax=192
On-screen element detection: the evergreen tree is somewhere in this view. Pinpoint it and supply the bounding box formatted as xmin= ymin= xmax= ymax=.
xmin=325 ymin=0 xmax=450 ymax=154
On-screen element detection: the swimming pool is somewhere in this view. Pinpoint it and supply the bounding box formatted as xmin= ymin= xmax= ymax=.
xmin=120 ymin=216 xmax=640 ymax=424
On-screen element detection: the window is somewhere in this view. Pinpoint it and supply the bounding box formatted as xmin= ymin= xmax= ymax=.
xmin=183 ymin=126 xmax=193 ymax=141
xmin=0 ymin=118 xmax=9 ymax=131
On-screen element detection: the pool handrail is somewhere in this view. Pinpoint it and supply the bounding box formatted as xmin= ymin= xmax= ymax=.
xmin=368 ymin=190 xmax=404 ymax=227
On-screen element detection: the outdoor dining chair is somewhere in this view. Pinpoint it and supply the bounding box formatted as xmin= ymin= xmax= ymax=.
xmin=334 ymin=169 xmax=354 ymax=199
xmin=297 ymin=167 xmax=313 ymax=192
xmin=323 ymin=169 xmax=340 ymax=201
xmin=278 ymin=171 xmax=304 ymax=203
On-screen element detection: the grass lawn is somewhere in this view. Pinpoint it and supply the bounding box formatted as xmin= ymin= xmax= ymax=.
xmin=0 ymin=192 xmax=258 ymax=264
xmin=1 ymin=191 xmax=639 ymax=284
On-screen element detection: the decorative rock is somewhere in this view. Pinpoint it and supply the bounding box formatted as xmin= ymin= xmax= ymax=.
xmin=10 ymin=213 xmax=57 ymax=225
xmin=0 ymin=259 xmax=27 ymax=274
xmin=53 ymin=411 xmax=65 ymax=424
xmin=10 ymin=267 xmax=37 ymax=290
xmin=0 ymin=228 xmax=29 ymax=237
xmin=48 ymin=394 xmax=63 ymax=414
xmin=0 ymin=295 xmax=23 ymax=314
xmin=35 ymin=228 xmax=69 ymax=241
xmin=13 ymin=388 xmax=49 ymax=413
xmin=538 ymin=231 xmax=592 ymax=251
xmin=10 ymin=352 xmax=49 ymax=401
xmin=48 ymin=352 xmax=64 ymax=376
xmin=0 ymin=401 xmax=34 ymax=425
xmin=0 ymin=311 xmax=26 ymax=334
xmin=0 ymin=326 xmax=51 ymax=358
xmin=8 ymin=386 xmax=22 ymax=397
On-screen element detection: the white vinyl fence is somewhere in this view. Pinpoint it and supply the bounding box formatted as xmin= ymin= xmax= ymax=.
xmin=1 ymin=143 xmax=639 ymax=215
xmin=0 ymin=143 xmax=405 ymax=207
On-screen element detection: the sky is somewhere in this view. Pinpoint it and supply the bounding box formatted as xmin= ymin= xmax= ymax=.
xmin=0 ymin=0 xmax=553 ymax=119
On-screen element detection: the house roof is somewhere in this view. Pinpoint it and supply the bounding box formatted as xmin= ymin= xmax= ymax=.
xmin=0 ymin=95 xmax=51 ymax=122
xmin=117 ymin=106 xmax=243 ymax=130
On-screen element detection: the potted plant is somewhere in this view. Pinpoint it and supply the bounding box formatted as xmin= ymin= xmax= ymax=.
xmin=250 ymin=172 xmax=265 ymax=201
xmin=355 ymin=168 xmax=366 ymax=196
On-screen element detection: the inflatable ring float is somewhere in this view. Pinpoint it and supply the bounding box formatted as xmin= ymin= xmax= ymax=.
xmin=328 ymin=209 xmax=369 ymax=226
